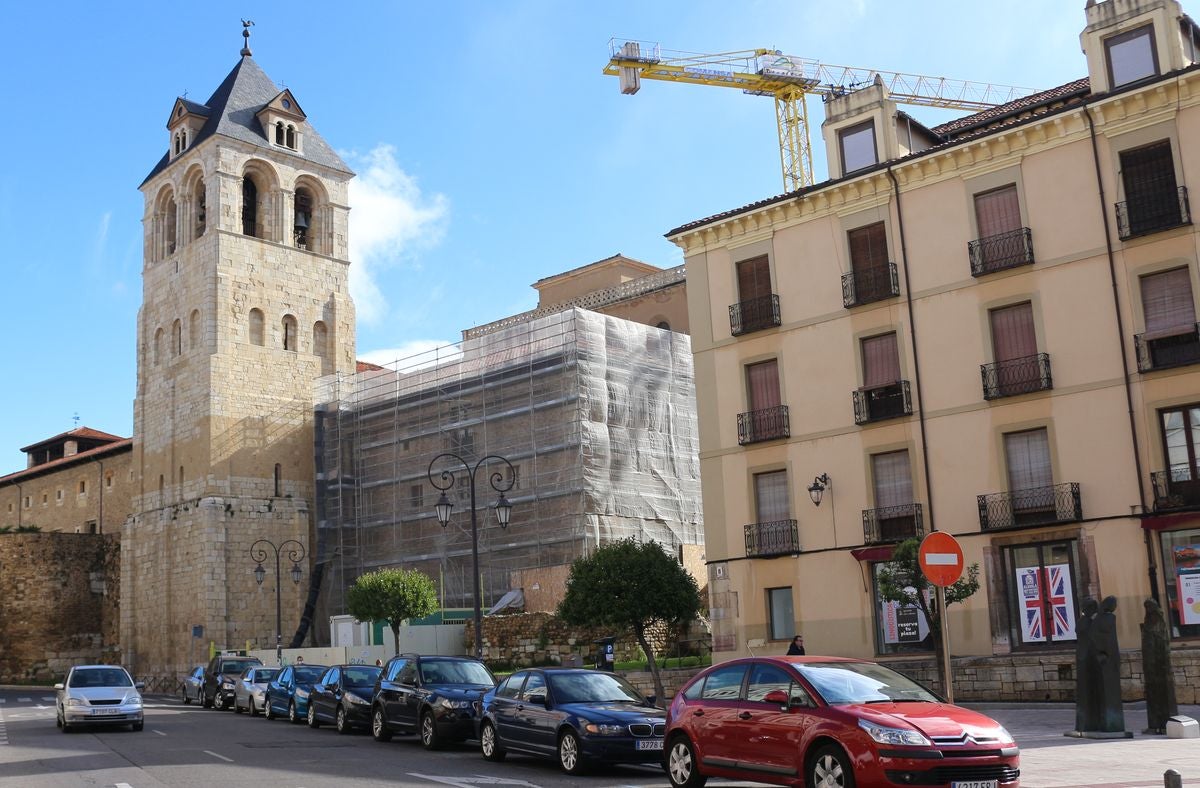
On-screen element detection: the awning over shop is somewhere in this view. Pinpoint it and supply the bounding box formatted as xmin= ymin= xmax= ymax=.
xmin=850 ymin=545 xmax=895 ymax=562
xmin=1140 ymin=511 xmax=1200 ymax=531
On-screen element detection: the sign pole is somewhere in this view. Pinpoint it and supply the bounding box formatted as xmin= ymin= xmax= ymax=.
xmin=937 ymin=584 xmax=953 ymax=704
xmin=919 ymin=531 xmax=964 ymax=705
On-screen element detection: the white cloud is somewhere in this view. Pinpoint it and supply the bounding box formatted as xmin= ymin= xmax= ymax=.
xmin=358 ymin=339 xmax=463 ymax=370
xmin=346 ymin=145 xmax=449 ymax=323
xmin=89 ymin=211 xmax=111 ymax=275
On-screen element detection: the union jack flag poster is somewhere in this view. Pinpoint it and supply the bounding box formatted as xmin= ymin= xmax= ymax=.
xmin=1016 ymin=566 xmax=1045 ymax=643
xmin=1043 ymin=564 xmax=1076 ymax=640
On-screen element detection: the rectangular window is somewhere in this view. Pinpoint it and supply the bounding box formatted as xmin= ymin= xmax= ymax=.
xmin=861 ymin=332 xmax=900 ymax=388
xmin=767 ymin=587 xmax=795 ymax=641
xmin=23 ymin=496 xmax=30 ymax=509
xmin=736 ymin=255 xmax=772 ymax=302
xmin=1160 ymin=528 xmax=1200 ymax=638
xmin=56 ymin=490 xmax=63 ymax=502
xmin=872 ymin=563 xmax=932 ymax=655
xmin=105 ymin=473 xmax=113 ymax=489
xmin=1161 ymin=404 xmax=1200 ymax=483
xmin=1141 ymin=267 xmax=1194 ymax=337
xmin=1004 ymin=540 xmax=1079 ymax=647
xmin=78 ymin=480 xmax=87 ymax=495
xmin=409 ymin=484 xmax=423 ymax=509
xmin=1106 ymin=24 xmax=1158 ymax=88
xmin=746 ymin=360 xmax=781 ymax=411
xmin=1004 ymin=428 xmax=1053 ymax=491
xmin=1121 ymin=140 xmax=1182 ymax=237
xmin=871 ymin=450 xmax=913 ymax=509
xmin=85 ymin=520 xmax=97 ymax=534
xmin=753 ymin=470 xmax=790 ymax=522
xmin=990 ymin=302 xmax=1037 ymax=362
xmin=839 ymin=120 xmax=877 ymax=174
xmin=974 ymin=185 xmax=1021 ymax=238
xmin=848 ymin=222 xmax=889 ymax=274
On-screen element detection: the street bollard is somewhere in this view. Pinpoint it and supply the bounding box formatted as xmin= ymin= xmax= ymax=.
xmin=1164 ymin=768 xmax=1182 ymax=788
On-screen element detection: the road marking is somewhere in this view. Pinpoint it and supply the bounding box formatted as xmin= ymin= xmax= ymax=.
xmin=408 ymin=775 xmax=544 ymax=788
xmin=16 ymin=698 xmax=30 ymax=703
xmin=116 ymin=783 xmax=134 ymax=788
xmin=0 ymin=704 xmax=7 ymax=745
xmin=40 ymin=696 xmax=54 ymax=702
xmin=153 ymin=729 xmax=166 ymax=736
xmin=204 ymin=750 xmax=233 ymax=762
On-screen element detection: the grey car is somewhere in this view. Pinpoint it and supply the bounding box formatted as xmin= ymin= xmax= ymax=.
xmin=180 ymin=665 xmax=204 ymax=705
xmin=234 ymin=666 xmax=279 ymax=716
xmin=56 ymin=664 xmax=145 ymax=732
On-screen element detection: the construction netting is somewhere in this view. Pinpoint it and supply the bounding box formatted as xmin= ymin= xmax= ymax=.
xmin=312 ymin=308 xmax=703 ymax=621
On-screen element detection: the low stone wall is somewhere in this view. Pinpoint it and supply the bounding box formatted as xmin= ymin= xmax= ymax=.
xmin=473 ymin=612 xmax=704 ymax=669
xmin=0 ymin=532 xmax=120 ymax=683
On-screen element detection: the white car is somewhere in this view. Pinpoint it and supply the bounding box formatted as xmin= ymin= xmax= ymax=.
xmin=56 ymin=665 xmax=145 ymax=732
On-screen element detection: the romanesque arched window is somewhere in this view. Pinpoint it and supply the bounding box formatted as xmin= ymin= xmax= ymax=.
xmin=165 ymin=196 xmax=178 ymax=255
xmin=193 ymin=177 xmax=207 ymax=239
xmin=274 ymin=463 xmax=282 ymax=497
xmin=172 ymin=319 xmax=182 ymax=356
xmin=276 ymin=121 xmax=284 ymax=145
xmin=249 ymin=308 xmax=265 ymax=346
xmin=242 ymin=176 xmax=259 ymax=237
xmin=282 ymin=314 xmax=298 ymax=351
xmin=154 ymin=327 xmax=164 ymax=365
xmin=294 ymin=187 xmax=313 ymax=249
xmin=313 ymin=321 xmax=328 ymax=358
xmin=286 ymin=125 xmax=296 ymax=149
xmin=189 ymin=309 xmax=201 ymax=350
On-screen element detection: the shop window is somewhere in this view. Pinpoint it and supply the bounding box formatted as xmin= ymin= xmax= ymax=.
xmin=1003 ymin=539 xmax=1080 ymax=648
xmin=767 ymin=587 xmax=795 ymax=641
xmin=871 ymin=562 xmax=932 ymax=655
xmin=1160 ymin=528 xmax=1200 ymax=638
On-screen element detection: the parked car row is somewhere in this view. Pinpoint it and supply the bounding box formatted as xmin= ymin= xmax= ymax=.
xmin=187 ymin=653 xmax=1021 ymax=787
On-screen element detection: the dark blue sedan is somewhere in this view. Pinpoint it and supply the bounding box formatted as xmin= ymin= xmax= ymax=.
xmin=478 ymin=668 xmax=665 ymax=775
xmin=264 ymin=664 xmax=329 ymax=724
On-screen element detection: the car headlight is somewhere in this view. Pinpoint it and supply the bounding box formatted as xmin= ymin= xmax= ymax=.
xmin=995 ymin=725 xmax=1015 ymax=744
xmin=66 ymin=698 xmax=87 ymax=707
xmin=295 ymin=689 xmax=308 ymax=699
xmin=220 ymin=679 xmax=235 ymax=689
xmin=345 ymin=693 xmax=370 ymax=706
xmin=858 ymin=718 xmax=931 ymax=747
xmin=582 ymin=720 xmax=625 ymax=736
xmin=437 ymin=697 xmax=473 ymax=709
xmin=125 ymin=694 xmax=142 ymax=706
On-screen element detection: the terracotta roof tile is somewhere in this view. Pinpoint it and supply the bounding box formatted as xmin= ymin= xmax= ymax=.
xmin=19 ymin=427 xmax=128 ymax=453
xmin=0 ymin=439 xmax=133 ymax=486
xmin=356 ymin=360 xmax=385 ymax=372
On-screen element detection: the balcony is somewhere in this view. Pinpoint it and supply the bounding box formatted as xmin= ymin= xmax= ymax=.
xmin=852 ymin=380 xmax=912 ymax=425
xmin=862 ymin=503 xmax=924 ymax=545
xmin=977 ymin=482 xmax=1081 ymax=531
xmin=968 ymin=227 xmax=1034 ymax=277
xmin=729 ymin=294 xmax=781 ymax=336
xmin=744 ymin=519 xmax=801 ymax=558
xmin=1134 ymin=324 xmax=1200 ymax=372
xmin=737 ymin=405 xmax=791 ymax=445
xmin=842 ymin=263 xmax=899 ymax=308
xmin=981 ymin=353 xmax=1053 ymax=400
xmin=1116 ymin=186 xmax=1190 ymax=240
xmin=1152 ymin=467 xmax=1200 ymax=511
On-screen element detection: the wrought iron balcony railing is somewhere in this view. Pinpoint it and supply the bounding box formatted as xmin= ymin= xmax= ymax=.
xmin=737 ymin=405 xmax=790 ymax=445
xmin=968 ymin=227 xmax=1034 ymax=276
xmin=981 ymin=353 xmax=1053 ymax=400
xmin=729 ymin=294 xmax=782 ymax=336
xmin=1152 ymin=467 xmax=1200 ymax=511
xmin=842 ymin=263 xmax=899 ymax=308
xmin=862 ymin=503 xmax=924 ymax=545
xmin=1134 ymin=324 xmax=1200 ymax=372
xmin=744 ymin=519 xmax=801 ymax=558
xmin=977 ymin=482 xmax=1081 ymax=531
xmin=1116 ymin=186 xmax=1190 ymax=240
xmin=852 ymin=380 xmax=912 ymax=425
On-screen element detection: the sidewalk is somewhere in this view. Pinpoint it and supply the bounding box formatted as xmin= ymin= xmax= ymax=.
xmin=969 ymin=701 xmax=1200 ymax=787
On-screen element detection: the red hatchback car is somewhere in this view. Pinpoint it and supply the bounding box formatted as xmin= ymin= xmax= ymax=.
xmin=664 ymin=656 xmax=1019 ymax=788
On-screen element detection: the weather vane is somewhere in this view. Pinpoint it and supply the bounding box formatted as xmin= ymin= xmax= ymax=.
xmin=72 ymin=412 xmax=80 ymax=428
xmin=241 ymin=19 xmax=255 ymax=57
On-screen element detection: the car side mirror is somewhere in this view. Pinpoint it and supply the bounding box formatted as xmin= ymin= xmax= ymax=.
xmin=526 ymin=690 xmax=548 ymax=707
xmin=54 ymin=683 xmax=64 ymax=691
xmin=135 ymin=681 xmax=145 ymax=691
xmin=763 ymin=689 xmax=790 ymax=710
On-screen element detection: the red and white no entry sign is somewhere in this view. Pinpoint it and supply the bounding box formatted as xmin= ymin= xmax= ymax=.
xmin=919 ymin=531 xmax=964 ymax=587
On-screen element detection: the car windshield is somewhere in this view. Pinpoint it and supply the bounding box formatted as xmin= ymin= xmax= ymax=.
xmin=795 ymin=662 xmax=939 ymax=705
xmin=68 ymin=668 xmax=132 ymax=688
xmin=343 ymin=666 xmax=381 ymax=687
xmin=295 ymin=666 xmax=326 ymax=682
xmin=220 ymin=661 xmax=258 ymax=675
xmin=548 ymin=672 xmax=644 ymax=704
xmin=419 ymin=659 xmax=493 ymax=685
xmin=253 ymin=669 xmax=278 ymax=683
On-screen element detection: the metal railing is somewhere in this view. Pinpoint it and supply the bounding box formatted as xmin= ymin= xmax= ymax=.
xmin=862 ymin=503 xmax=924 ymax=544
xmin=1116 ymin=186 xmax=1190 ymax=240
xmin=968 ymin=227 xmax=1034 ymax=276
xmin=744 ymin=519 xmax=801 ymax=557
xmin=737 ymin=405 xmax=790 ymax=445
xmin=1134 ymin=324 xmax=1200 ymax=372
xmin=842 ymin=263 xmax=899 ymax=308
xmin=1151 ymin=467 xmax=1200 ymax=511
xmin=852 ymin=380 xmax=912 ymax=425
xmin=977 ymin=482 xmax=1081 ymax=531
xmin=729 ymin=294 xmax=782 ymax=336
xmin=981 ymin=353 xmax=1052 ymax=400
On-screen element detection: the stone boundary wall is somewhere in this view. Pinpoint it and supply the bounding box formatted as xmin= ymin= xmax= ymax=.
xmin=0 ymin=532 xmax=120 ymax=683
xmin=474 ymin=612 xmax=706 ymax=668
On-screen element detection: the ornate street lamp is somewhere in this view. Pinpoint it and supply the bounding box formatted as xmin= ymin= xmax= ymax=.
xmin=808 ymin=473 xmax=831 ymax=507
xmin=250 ymin=538 xmax=306 ymax=664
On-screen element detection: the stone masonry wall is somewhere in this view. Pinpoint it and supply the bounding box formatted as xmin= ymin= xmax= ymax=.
xmin=0 ymin=532 xmax=120 ymax=682
xmin=471 ymin=612 xmax=705 ymax=668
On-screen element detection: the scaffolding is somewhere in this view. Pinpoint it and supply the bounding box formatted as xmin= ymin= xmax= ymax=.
xmin=313 ymin=308 xmax=703 ymax=622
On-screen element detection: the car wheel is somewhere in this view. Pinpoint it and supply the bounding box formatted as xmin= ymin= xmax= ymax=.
xmin=249 ymin=699 xmax=259 ymax=717
xmin=181 ymin=686 xmax=191 ymax=705
xmin=558 ymin=729 xmax=588 ymax=775
xmin=809 ymin=744 xmax=856 ymax=788
xmin=666 ymin=735 xmax=706 ymax=788
xmin=288 ymin=701 xmax=300 ymax=724
xmin=61 ymin=721 xmax=71 ymax=734
xmin=307 ymin=703 xmax=320 ymax=728
xmin=265 ymin=698 xmax=277 ymax=720
xmin=336 ymin=706 xmax=351 ymax=735
xmin=480 ymin=721 xmax=506 ymax=762
xmin=234 ymin=698 xmax=244 ymax=714
xmin=420 ymin=710 xmax=441 ymax=750
xmin=372 ymin=707 xmax=393 ymax=742
xmin=213 ymin=691 xmax=226 ymax=711
xmin=131 ymin=721 xmax=144 ymax=732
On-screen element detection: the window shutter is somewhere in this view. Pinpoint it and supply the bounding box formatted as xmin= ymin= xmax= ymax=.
xmin=862 ymin=332 xmax=900 ymax=388
xmin=848 ymin=223 xmax=888 ymax=273
xmin=1121 ymin=141 xmax=1177 ymax=203
xmin=1005 ymin=429 xmax=1053 ymax=491
xmin=1141 ymin=267 xmax=1195 ymax=336
xmin=746 ymin=360 xmax=781 ymax=410
xmin=754 ymin=471 xmax=791 ymax=522
xmin=974 ymin=185 xmax=1021 ymax=238
xmin=990 ymin=302 xmax=1037 ymax=361
xmin=872 ymin=451 xmax=913 ymax=508
xmin=737 ymin=256 xmax=771 ymax=301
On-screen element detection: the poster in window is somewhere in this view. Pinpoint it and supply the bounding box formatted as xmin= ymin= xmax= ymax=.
xmin=1043 ymin=564 xmax=1076 ymax=641
xmin=882 ymin=586 xmax=930 ymax=644
xmin=1176 ymin=545 xmax=1200 ymax=626
xmin=1016 ymin=566 xmax=1045 ymax=643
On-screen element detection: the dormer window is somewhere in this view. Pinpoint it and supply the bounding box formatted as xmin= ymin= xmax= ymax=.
xmin=1106 ymin=25 xmax=1158 ymax=88
xmin=839 ymin=120 xmax=877 ymax=175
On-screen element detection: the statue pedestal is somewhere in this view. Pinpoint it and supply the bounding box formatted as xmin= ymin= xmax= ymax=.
xmin=1064 ymin=730 xmax=1134 ymax=739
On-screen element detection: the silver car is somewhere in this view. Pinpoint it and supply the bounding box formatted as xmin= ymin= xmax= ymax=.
xmin=180 ymin=665 xmax=204 ymax=705
xmin=234 ymin=666 xmax=279 ymax=716
xmin=56 ymin=664 xmax=144 ymax=732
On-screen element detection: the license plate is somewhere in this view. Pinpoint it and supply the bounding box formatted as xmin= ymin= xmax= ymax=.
xmin=951 ymin=781 xmax=997 ymax=788
xmin=91 ymin=708 xmax=121 ymax=716
xmin=636 ymin=739 xmax=664 ymax=751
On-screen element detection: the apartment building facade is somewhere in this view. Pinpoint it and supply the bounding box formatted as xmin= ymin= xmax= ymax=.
xmin=676 ymin=0 xmax=1200 ymax=662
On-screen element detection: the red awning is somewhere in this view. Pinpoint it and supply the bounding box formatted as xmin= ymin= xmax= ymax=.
xmin=850 ymin=545 xmax=895 ymax=562
xmin=1141 ymin=511 xmax=1200 ymax=531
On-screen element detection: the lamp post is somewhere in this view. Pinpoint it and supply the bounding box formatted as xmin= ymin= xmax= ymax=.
xmin=427 ymin=453 xmax=515 ymax=659
xmin=250 ymin=538 xmax=306 ymax=665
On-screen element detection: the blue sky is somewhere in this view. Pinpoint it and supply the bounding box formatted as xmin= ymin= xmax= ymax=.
xmin=0 ymin=1 xmax=1088 ymax=469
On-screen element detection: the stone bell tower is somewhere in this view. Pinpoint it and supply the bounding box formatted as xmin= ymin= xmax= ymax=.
xmin=124 ymin=25 xmax=356 ymax=677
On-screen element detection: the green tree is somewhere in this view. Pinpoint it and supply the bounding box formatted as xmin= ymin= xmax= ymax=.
xmin=345 ymin=568 xmax=438 ymax=654
xmin=876 ymin=537 xmax=980 ymax=691
xmin=557 ymin=538 xmax=702 ymax=705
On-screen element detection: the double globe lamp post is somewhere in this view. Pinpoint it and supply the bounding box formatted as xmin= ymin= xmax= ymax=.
xmin=250 ymin=538 xmax=306 ymax=665
xmin=427 ymin=453 xmax=514 ymax=659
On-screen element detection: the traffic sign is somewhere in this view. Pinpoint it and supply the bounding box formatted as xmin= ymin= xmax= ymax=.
xmin=919 ymin=531 xmax=964 ymax=587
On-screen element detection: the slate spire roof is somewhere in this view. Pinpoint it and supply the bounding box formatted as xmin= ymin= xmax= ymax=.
xmin=142 ymin=54 xmax=352 ymax=186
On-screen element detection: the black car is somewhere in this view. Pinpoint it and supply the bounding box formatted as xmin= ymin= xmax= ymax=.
xmin=307 ymin=664 xmax=382 ymax=733
xmin=371 ymin=654 xmax=496 ymax=748
xmin=478 ymin=668 xmax=665 ymax=775
xmin=202 ymin=655 xmax=263 ymax=710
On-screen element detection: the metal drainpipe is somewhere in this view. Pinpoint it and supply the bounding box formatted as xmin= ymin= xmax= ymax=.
xmin=15 ymin=481 xmax=22 ymax=528
xmin=1082 ymin=104 xmax=1159 ymax=604
xmin=886 ymin=165 xmax=937 ymax=532
xmin=97 ymin=457 xmax=105 ymax=534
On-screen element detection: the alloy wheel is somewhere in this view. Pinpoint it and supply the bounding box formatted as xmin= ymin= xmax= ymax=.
xmin=810 ymin=745 xmax=855 ymax=788
xmin=558 ymin=730 xmax=586 ymax=775
xmin=372 ymin=708 xmax=393 ymax=742
xmin=289 ymin=701 xmax=299 ymax=723
xmin=336 ymin=706 xmax=349 ymax=734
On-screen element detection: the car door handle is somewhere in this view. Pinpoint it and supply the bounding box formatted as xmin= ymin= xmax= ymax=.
xmin=738 ymin=712 xmax=752 ymax=720
xmin=692 ymin=709 xmax=704 ymax=717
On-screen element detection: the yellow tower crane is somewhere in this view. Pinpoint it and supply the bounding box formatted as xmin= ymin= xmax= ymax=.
xmin=605 ymin=40 xmax=1036 ymax=193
